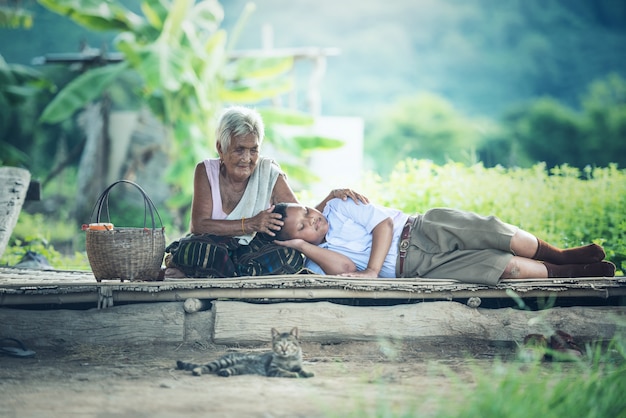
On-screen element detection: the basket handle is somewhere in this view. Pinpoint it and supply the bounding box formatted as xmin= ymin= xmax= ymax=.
xmin=89 ymin=180 xmax=164 ymax=230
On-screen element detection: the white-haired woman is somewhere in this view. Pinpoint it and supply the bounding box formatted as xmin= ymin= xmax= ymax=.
xmin=165 ymin=106 xmax=367 ymax=278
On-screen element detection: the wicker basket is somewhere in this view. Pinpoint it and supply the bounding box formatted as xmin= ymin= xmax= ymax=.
xmin=85 ymin=180 xmax=165 ymax=282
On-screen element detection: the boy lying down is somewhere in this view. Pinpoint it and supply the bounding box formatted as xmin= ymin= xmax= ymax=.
xmin=269 ymin=199 xmax=615 ymax=285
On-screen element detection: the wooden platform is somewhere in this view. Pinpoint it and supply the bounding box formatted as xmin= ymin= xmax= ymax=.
xmin=1 ymin=267 xmax=625 ymax=309
xmin=1 ymin=267 xmax=625 ymax=346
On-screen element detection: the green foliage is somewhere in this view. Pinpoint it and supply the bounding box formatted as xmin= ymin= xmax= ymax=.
xmin=258 ymin=107 xmax=344 ymax=184
xmin=485 ymin=74 xmax=626 ymax=169
xmin=365 ymin=93 xmax=491 ymax=175
xmin=332 ymin=332 xmax=626 ymax=418
xmin=4 ymin=1 xmax=626 ymax=121
xmin=39 ymin=62 xmax=130 ymax=123
xmin=580 ymin=73 xmax=626 ymax=163
xmin=438 ymin=359 xmax=626 ymax=418
xmin=0 ymin=55 xmax=52 ymax=167
xmin=327 ymin=322 xmax=626 ymax=418
xmin=362 ymin=160 xmax=626 ymax=272
xmin=34 ymin=0 xmax=319 ymax=218
xmin=0 ymin=4 xmax=34 ymax=28
xmin=366 ymin=75 xmax=626 ymax=175
xmin=0 ymin=211 xmax=90 ymax=270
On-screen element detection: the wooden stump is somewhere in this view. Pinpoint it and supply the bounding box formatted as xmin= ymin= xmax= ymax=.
xmin=0 ymin=167 xmax=31 ymax=259
xmin=212 ymin=300 xmax=626 ymax=345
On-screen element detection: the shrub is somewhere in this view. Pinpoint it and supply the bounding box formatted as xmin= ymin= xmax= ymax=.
xmin=361 ymin=160 xmax=626 ymax=273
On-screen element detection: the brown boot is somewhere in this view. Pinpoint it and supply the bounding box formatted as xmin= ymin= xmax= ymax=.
xmin=533 ymin=239 xmax=605 ymax=264
xmin=544 ymin=261 xmax=616 ymax=278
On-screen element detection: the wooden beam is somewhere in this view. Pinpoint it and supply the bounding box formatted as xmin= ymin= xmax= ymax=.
xmin=212 ymin=300 xmax=626 ymax=345
xmin=0 ymin=302 xmax=186 ymax=346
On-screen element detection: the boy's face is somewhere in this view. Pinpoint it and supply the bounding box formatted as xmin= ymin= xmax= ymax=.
xmin=280 ymin=205 xmax=328 ymax=245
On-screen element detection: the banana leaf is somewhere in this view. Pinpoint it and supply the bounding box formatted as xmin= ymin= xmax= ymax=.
xmin=219 ymin=78 xmax=294 ymax=103
xmin=37 ymin=0 xmax=142 ymax=31
xmin=39 ymin=62 xmax=129 ymax=124
xmin=293 ymin=135 xmax=345 ymax=151
xmin=258 ymin=108 xmax=315 ymax=126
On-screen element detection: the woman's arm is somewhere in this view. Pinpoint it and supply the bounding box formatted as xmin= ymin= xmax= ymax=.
xmin=314 ymin=189 xmax=370 ymax=212
xmin=275 ymin=239 xmax=357 ymax=275
xmin=340 ymin=217 xmax=394 ymax=278
xmin=271 ymin=174 xmax=299 ymax=204
xmin=189 ymin=162 xmax=222 ymax=234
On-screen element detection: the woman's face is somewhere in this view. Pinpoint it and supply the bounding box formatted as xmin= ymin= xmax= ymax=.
xmin=280 ymin=205 xmax=328 ymax=245
xmin=218 ymin=132 xmax=260 ymax=182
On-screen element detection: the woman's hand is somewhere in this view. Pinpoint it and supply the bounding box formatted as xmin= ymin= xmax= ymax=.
xmin=248 ymin=206 xmax=285 ymax=236
xmin=316 ymin=188 xmax=370 ymax=212
xmin=330 ymin=188 xmax=370 ymax=205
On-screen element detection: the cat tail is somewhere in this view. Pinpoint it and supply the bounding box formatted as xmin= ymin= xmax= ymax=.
xmin=176 ymin=360 xmax=212 ymax=376
xmin=176 ymin=360 xmax=198 ymax=371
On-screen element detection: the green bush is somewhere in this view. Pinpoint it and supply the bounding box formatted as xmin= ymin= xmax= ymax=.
xmin=362 ymin=160 xmax=626 ymax=273
xmin=0 ymin=212 xmax=90 ymax=270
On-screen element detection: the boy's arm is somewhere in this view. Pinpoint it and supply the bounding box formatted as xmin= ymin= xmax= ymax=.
xmin=341 ymin=217 xmax=394 ymax=278
xmin=275 ymin=239 xmax=357 ymax=275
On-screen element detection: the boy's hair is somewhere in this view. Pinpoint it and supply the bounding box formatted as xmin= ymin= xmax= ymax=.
xmin=257 ymin=203 xmax=292 ymax=241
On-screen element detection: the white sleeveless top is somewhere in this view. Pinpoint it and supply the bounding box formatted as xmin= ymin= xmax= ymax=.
xmin=202 ymin=157 xmax=282 ymax=244
xmin=203 ymin=159 xmax=228 ymax=219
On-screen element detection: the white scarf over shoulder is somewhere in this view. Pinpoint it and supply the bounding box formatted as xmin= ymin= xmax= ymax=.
xmin=227 ymin=157 xmax=281 ymax=244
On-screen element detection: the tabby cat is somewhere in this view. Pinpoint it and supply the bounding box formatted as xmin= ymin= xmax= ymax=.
xmin=176 ymin=327 xmax=314 ymax=378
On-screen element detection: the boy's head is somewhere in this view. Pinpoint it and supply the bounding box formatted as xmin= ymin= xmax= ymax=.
xmin=272 ymin=203 xmax=328 ymax=245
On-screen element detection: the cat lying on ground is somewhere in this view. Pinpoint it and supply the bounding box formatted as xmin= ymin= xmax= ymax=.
xmin=177 ymin=327 xmax=314 ymax=378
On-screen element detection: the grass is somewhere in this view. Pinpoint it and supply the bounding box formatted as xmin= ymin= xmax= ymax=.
xmin=328 ymin=336 xmax=626 ymax=418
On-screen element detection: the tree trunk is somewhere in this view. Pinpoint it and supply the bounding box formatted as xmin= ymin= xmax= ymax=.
xmin=73 ymin=101 xmax=109 ymax=224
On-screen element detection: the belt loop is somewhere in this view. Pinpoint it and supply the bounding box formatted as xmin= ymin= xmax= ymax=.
xmin=398 ymin=216 xmax=415 ymax=277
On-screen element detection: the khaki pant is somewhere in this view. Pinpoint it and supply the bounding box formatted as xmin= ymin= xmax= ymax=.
xmin=397 ymin=208 xmax=517 ymax=285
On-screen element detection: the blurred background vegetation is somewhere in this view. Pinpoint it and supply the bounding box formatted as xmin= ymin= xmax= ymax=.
xmin=0 ymin=0 xmax=625 ymax=272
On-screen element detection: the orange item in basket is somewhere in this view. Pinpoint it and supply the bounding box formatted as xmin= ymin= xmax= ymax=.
xmin=88 ymin=223 xmax=114 ymax=231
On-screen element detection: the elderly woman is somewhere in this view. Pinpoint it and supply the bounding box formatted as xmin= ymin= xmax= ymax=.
xmin=165 ymin=106 xmax=366 ymax=278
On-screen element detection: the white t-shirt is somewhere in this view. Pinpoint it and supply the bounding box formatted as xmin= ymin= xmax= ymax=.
xmin=305 ymin=198 xmax=409 ymax=277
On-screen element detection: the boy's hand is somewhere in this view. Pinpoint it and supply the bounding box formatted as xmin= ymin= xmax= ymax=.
xmin=274 ymin=239 xmax=306 ymax=250
xmin=339 ymin=267 xmax=379 ymax=278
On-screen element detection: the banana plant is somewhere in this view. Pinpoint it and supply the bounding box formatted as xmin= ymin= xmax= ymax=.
xmin=0 ymin=55 xmax=51 ymax=167
xmin=35 ymin=0 xmax=308 ymax=212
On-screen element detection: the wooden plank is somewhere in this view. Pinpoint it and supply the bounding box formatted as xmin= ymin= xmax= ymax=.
xmin=212 ymin=300 xmax=626 ymax=345
xmin=1 ymin=267 xmax=625 ymax=306
xmin=0 ymin=302 xmax=185 ymax=346
xmin=0 ymin=167 xmax=31 ymax=259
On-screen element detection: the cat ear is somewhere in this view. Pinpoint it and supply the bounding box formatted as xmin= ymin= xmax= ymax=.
xmin=271 ymin=328 xmax=279 ymax=338
xmin=290 ymin=327 xmax=299 ymax=338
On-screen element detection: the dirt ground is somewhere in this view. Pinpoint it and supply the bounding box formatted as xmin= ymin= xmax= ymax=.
xmin=0 ymin=337 xmax=525 ymax=418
